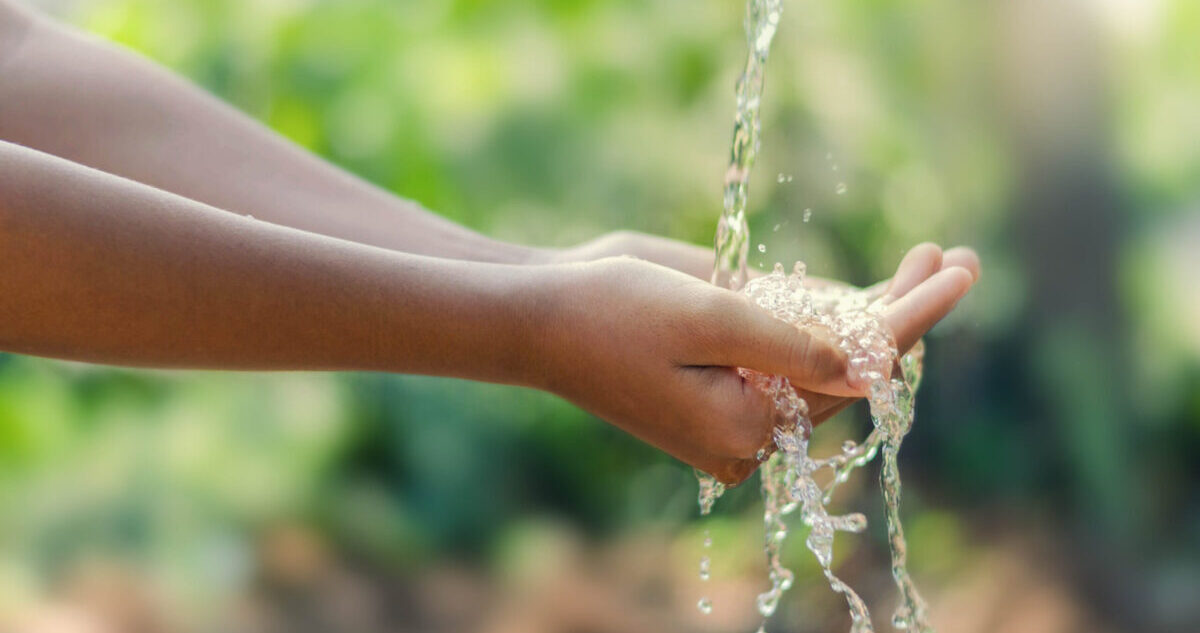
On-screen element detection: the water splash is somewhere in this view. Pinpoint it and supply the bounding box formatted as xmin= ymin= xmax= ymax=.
xmin=695 ymin=0 xmax=937 ymax=630
xmin=711 ymin=0 xmax=783 ymax=293
xmin=737 ymin=266 xmax=935 ymax=633
xmin=696 ymin=0 xmax=785 ymax=541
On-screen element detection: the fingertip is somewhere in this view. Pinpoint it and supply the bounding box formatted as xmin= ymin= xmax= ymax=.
xmin=883 ymin=266 xmax=975 ymax=352
xmin=944 ymin=265 xmax=975 ymax=298
xmin=887 ymin=242 xmax=944 ymax=299
xmin=913 ymin=241 xmax=944 ymax=258
xmin=942 ymin=247 xmax=981 ymax=282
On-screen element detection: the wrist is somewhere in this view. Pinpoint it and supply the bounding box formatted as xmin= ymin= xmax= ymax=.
xmin=512 ymin=261 xmax=579 ymax=391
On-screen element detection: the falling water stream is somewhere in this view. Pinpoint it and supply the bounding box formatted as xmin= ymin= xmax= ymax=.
xmin=696 ymin=1 xmax=935 ymax=631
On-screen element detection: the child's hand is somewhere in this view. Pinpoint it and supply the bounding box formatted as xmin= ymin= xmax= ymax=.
xmin=535 ymin=248 xmax=976 ymax=486
xmin=793 ymin=243 xmax=981 ymax=430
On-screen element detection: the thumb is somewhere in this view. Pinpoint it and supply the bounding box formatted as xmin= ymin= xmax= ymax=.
xmin=711 ymin=294 xmax=859 ymax=397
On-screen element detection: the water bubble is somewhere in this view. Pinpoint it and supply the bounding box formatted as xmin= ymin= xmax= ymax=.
xmin=699 ymin=556 xmax=711 ymax=581
xmin=803 ymin=208 xmax=812 ymax=222
xmin=697 ymin=597 xmax=713 ymax=615
xmin=758 ymin=243 xmax=767 ymax=253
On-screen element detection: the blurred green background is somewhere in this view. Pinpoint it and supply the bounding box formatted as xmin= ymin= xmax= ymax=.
xmin=3 ymin=0 xmax=1199 ymax=632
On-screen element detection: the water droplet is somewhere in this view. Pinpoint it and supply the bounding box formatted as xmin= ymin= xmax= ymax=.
xmin=803 ymin=208 xmax=812 ymax=222
xmin=698 ymin=597 xmax=713 ymax=615
xmin=772 ymin=223 xmax=782 ymax=232
xmin=757 ymin=243 xmax=767 ymax=253
xmin=836 ymin=182 xmax=848 ymax=195
xmin=699 ymin=555 xmax=711 ymax=581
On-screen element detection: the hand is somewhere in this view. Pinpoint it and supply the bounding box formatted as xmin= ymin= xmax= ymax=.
xmin=556 ymin=230 xmax=981 ymax=426
xmin=535 ymin=248 xmax=977 ymax=486
xmin=551 ymin=231 xmax=718 ymax=280
xmin=790 ymin=243 xmax=981 ymax=431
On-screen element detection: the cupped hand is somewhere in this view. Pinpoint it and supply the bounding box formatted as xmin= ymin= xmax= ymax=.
xmin=796 ymin=243 xmax=981 ymax=429
xmin=536 ymin=244 xmax=977 ymax=486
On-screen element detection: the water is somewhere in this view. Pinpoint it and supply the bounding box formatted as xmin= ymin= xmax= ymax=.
xmin=710 ymin=0 xmax=783 ymax=293
xmin=696 ymin=0 xmax=936 ymax=630
xmin=695 ymin=0 xmax=785 ymax=532
xmin=738 ymin=267 xmax=934 ymax=633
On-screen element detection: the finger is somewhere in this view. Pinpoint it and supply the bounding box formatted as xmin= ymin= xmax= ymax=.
xmin=942 ymin=246 xmax=981 ymax=281
xmin=799 ymin=390 xmax=849 ymax=423
xmin=884 ymin=267 xmax=974 ymax=353
xmin=711 ymin=458 xmax=762 ymax=486
xmin=865 ymin=243 xmax=980 ymax=301
xmin=717 ymin=298 xmax=860 ymax=397
xmin=687 ymin=366 xmax=780 ymax=485
xmin=882 ymin=242 xmax=943 ymax=301
xmin=813 ymin=397 xmax=855 ymax=426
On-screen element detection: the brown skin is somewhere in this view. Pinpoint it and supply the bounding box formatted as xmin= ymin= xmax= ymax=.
xmin=0 ymin=1 xmax=979 ymax=485
xmin=0 ymin=3 xmax=538 ymax=265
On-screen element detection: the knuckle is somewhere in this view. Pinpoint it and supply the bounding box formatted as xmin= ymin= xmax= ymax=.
xmin=606 ymin=229 xmax=644 ymax=248
xmin=783 ymin=329 xmax=845 ymax=385
xmin=711 ymin=459 xmax=760 ymax=487
xmin=810 ymin=341 xmax=845 ymax=382
xmin=781 ymin=330 xmax=813 ymax=379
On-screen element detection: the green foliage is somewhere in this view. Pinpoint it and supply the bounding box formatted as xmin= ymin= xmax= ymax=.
xmin=5 ymin=0 xmax=1200 ymax=623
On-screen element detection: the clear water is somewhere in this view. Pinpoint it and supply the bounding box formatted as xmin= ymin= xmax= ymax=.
xmin=710 ymin=0 xmax=783 ymax=293
xmin=695 ymin=0 xmax=783 ymax=526
xmin=696 ymin=0 xmax=936 ymax=631
xmin=738 ymin=267 xmax=934 ymax=633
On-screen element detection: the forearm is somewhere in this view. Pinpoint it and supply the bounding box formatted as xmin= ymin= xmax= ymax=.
xmin=0 ymin=141 xmax=550 ymax=384
xmin=0 ymin=4 xmax=544 ymax=264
